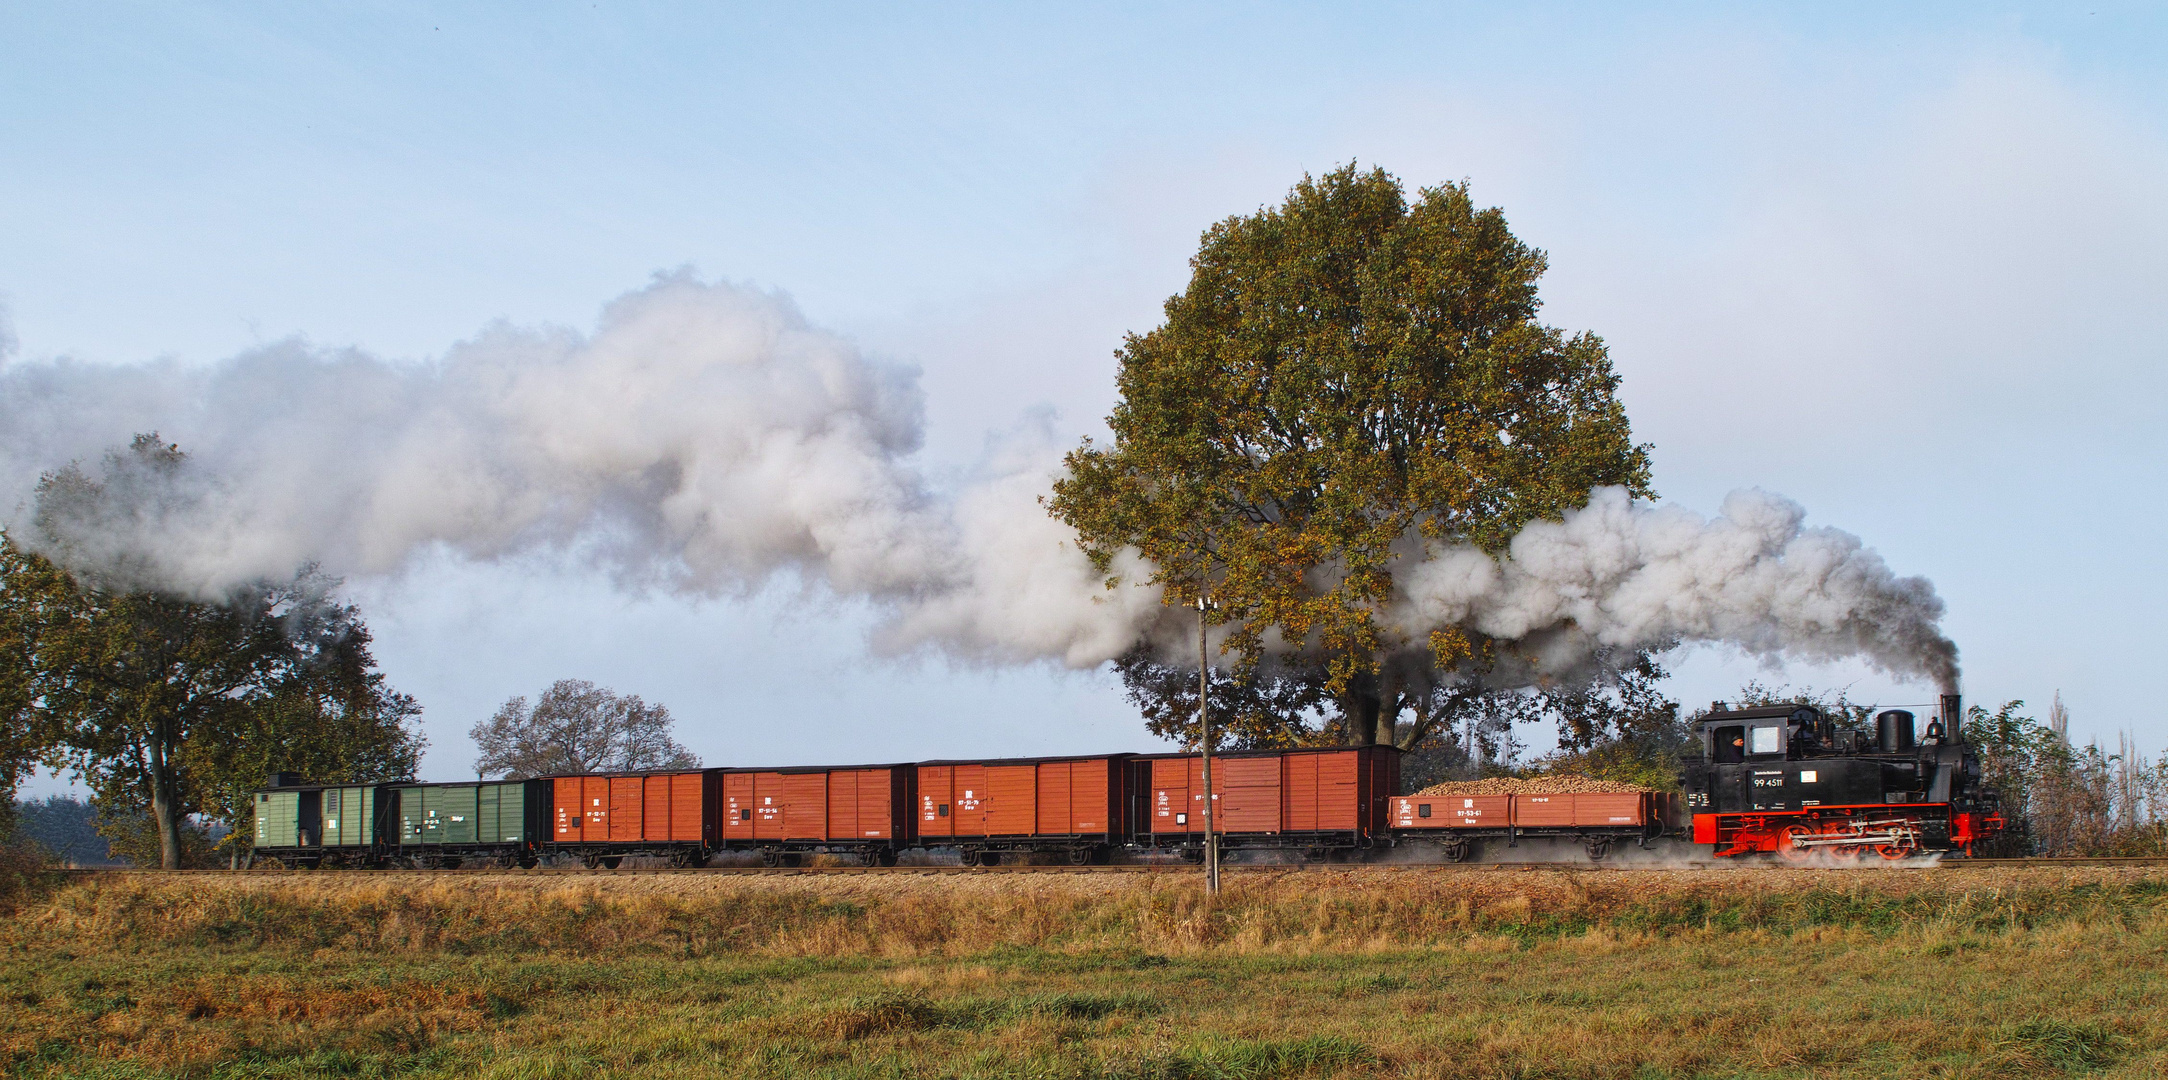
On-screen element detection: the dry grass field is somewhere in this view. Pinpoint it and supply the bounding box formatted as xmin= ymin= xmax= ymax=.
xmin=2 ymin=865 xmax=2164 ymax=1078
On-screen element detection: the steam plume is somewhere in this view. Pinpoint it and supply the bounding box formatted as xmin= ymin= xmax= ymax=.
xmin=0 ymin=276 xmax=1955 ymax=689
xmin=1389 ymin=488 xmax=1960 ymax=691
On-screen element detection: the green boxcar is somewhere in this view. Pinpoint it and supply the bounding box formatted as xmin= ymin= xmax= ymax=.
xmin=389 ymin=781 xmax=538 ymax=849
xmin=437 ymin=785 xmax=479 ymax=844
xmin=320 ymin=785 xmax=376 ymax=847
xmin=395 ymin=783 xmax=488 ymax=845
xmin=397 ymin=785 xmax=429 ymax=844
xmin=255 ymin=790 xmax=304 ymax=848
xmin=477 ymin=782 xmax=532 ymax=844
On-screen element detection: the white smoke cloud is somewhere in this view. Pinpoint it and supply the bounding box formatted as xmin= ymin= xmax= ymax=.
xmin=0 ymin=275 xmax=1954 ymax=690
xmin=864 ymin=425 xmax=1168 ymax=668
xmin=1388 ymin=487 xmax=1959 ymax=691
xmin=2 ymin=275 xmax=1159 ymax=663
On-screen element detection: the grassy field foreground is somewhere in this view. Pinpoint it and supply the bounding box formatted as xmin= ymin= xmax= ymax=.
xmin=1 ymin=866 xmax=2165 ymax=1079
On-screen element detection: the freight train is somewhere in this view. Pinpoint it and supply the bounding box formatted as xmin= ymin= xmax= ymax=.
xmin=251 ymin=695 xmax=1999 ymax=868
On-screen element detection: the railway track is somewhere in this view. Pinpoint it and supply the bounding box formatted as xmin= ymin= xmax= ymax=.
xmin=49 ymin=855 xmax=2168 ymax=876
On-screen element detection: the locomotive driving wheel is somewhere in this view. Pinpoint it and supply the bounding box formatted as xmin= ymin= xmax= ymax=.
xmin=1876 ymin=841 xmax=1915 ymax=861
xmin=1777 ymin=824 xmax=1818 ymax=863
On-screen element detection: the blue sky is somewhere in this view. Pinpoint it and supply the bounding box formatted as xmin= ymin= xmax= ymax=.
xmin=4 ymin=3 xmax=2164 ymax=782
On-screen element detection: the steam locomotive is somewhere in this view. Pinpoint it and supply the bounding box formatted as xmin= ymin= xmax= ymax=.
xmin=1681 ymin=692 xmax=2002 ymax=861
xmin=250 ymin=696 xmax=2000 ymax=868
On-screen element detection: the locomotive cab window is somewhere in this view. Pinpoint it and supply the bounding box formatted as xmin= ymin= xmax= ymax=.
xmin=1713 ymin=725 xmax=1746 ymax=763
xmin=1749 ymin=725 xmax=1785 ymax=756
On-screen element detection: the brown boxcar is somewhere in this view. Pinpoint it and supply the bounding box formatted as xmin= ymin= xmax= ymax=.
xmin=718 ymin=765 xmax=912 ymax=864
xmin=551 ymin=771 xmax=710 ymax=847
xmin=917 ymin=756 xmax=1127 ymax=838
xmin=543 ymin=770 xmax=712 ymax=867
xmin=1140 ymin=747 xmax=1399 ymax=852
xmin=915 ymin=755 xmax=1130 ymax=864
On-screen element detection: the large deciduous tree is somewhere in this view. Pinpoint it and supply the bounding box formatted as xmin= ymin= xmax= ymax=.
xmin=1051 ymin=165 xmax=1653 ymax=747
xmin=470 ymin=679 xmax=699 ymax=779
xmin=9 ymin=436 xmax=424 ymax=868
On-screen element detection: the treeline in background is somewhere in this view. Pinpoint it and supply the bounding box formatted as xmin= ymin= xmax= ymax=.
xmin=1967 ymin=695 xmax=2168 ymax=857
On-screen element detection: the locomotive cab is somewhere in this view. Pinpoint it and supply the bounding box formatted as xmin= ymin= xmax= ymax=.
xmin=1704 ymin=710 xmax=1802 ymax=764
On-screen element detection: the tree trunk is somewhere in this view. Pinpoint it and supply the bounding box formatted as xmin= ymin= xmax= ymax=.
xmin=1396 ymin=692 xmax=1433 ymax=751
xmin=1341 ymin=677 xmax=1381 ymax=747
xmin=148 ymin=728 xmax=182 ymax=870
xmin=1372 ymin=672 xmax=1402 ymax=748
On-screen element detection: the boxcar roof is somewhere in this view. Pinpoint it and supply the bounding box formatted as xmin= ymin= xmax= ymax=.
xmin=913 ymin=753 xmax=1139 ymax=767
xmin=709 ymin=762 xmax=916 ymax=774
xmin=1128 ymin=745 xmax=1402 ymax=760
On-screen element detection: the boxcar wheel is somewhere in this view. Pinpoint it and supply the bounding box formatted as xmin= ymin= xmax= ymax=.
xmin=1584 ymin=839 xmax=1609 ymax=862
xmin=1443 ymin=841 xmax=1470 ymax=863
xmin=600 ymin=855 xmax=623 ymax=870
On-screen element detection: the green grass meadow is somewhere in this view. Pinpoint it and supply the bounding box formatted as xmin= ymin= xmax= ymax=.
xmin=2 ymin=867 xmax=2164 ymax=1079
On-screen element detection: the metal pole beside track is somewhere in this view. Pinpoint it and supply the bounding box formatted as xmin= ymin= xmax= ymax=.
xmin=1199 ymin=594 xmax=1219 ymax=895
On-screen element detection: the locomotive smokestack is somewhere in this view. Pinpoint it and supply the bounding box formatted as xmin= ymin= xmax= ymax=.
xmin=1941 ymin=692 xmax=1962 ymax=744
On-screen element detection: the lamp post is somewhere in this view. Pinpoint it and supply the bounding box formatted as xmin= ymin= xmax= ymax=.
xmin=1198 ymin=593 xmax=1219 ymax=895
